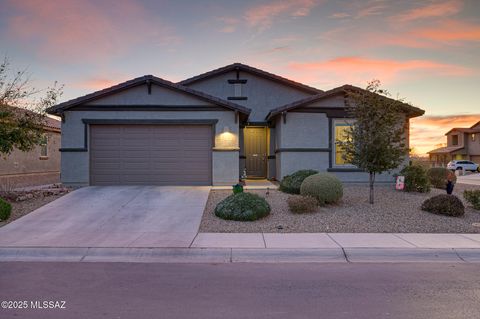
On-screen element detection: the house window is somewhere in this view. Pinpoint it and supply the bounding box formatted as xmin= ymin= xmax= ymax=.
xmin=40 ymin=135 xmax=48 ymax=158
xmin=452 ymin=135 xmax=458 ymax=146
xmin=334 ymin=119 xmax=354 ymax=166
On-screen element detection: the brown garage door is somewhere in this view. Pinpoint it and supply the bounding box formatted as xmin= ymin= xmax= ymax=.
xmin=90 ymin=124 xmax=212 ymax=185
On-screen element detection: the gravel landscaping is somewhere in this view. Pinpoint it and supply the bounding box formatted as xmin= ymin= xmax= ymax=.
xmin=199 ymin=183 xmax=480 ymax=233
xmin=0 ymin=186 xmax=70 ymax=226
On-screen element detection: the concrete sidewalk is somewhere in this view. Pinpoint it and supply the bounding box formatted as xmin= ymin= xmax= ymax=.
xmin=1 ymin=232 xmax=480 ymax=263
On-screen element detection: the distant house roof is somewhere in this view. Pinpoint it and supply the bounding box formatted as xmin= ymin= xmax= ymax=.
xmin=445 ymin=121 xmax=480 ymax=135
xmin=47 ymin=75 xmax=251 ymax=116
xmin=3 ymin=105 xmax=60 ymax=132
xmin=266 ymin=84 xmax=425 ymax=120
xmin=44 ymin=116 xmax=61 ymax=131
xmin=179 ymin=63 xmax=323 ymax=94
xmin=427 ymin=146 xmax=465 ymax=154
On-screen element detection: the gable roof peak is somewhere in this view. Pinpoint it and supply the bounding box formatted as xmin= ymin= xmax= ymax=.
xmin=179 ymin=63 xmax=322 ymax=94
xmin=46 ymin=74 xmax=251 ymax=116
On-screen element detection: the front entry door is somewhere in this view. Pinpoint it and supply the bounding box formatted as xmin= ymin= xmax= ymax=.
xmin=244 ymin=127 xmax=267 ymax=178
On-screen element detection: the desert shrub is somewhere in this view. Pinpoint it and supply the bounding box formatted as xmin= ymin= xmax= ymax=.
xmin=214 ymin=192 xmax=270 ymax=221
xmin=287 ymin=195 xmax=318 ymax=214
xmin=279 ymin=169 xmax=318 ymax=194
xmin=464 ymin=190 xmax=480 ymax=210
xmin=421 ymin=194 xmax=465 ymax=217
xmin=0 ymin=198 xmax=12 ymax=221
xmin=232 ymin=184 xmax=244 ymax=194
xmin=427 ymin=167 xmax=457 ymax=189
xmin=400 ymin=165 xmax=430 ymax=193
xmin=300 ymin=173 xmax=343 ymax=205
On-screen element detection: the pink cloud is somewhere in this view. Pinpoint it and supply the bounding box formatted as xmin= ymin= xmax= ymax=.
xmin=244 ymin=0 xmax=320 ymax=31
xmin=287 ymin=56 xmax=471 ymax=86
xmin=5 ymin=0 xmax=180 ymax=62
xmin=391 ymin=0 xmax=463 ymax=22
xmin=74 ymin=77 xmax=127 ymax=90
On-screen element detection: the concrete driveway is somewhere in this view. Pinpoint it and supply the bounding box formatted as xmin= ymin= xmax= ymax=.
xmin=0 ymin=186 xmax=210 ymax=248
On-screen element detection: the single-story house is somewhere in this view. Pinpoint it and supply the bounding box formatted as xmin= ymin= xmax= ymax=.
xmin=47 ymin=63 xmax=424 ymax=186
xmin=428 ymin=121 xmax=480 ymax=166
xmin=0 ymin=116 xmax=61 ymax=188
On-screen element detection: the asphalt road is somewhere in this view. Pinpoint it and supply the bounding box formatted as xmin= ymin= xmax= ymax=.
xmin=1 ymin=262 xmax=479 ymax=319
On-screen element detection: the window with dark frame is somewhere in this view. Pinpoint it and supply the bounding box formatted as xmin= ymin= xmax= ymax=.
xmin=452 ymin=135 xmax=459 ymax=146
xmin=40 ymin=135 xmax=48 ymax=157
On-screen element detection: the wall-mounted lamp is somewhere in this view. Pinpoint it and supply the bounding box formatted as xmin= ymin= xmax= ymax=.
xmin=223 ymin=126 xmax=230 ymax=133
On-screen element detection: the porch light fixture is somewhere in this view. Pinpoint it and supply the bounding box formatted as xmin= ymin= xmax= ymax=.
xmin=223 ymin=126 xmax=230 ymax=133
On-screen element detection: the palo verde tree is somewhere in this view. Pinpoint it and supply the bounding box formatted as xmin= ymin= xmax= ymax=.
xmin=338 ymin=80 xmax=409 ymax=204
xmin=0 ymin=57 xmax=63 ymax=156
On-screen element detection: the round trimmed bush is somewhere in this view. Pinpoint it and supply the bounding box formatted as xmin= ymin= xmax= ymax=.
xmin=0 ymin=198 xmax=12 ymax=221
xmin=214 ymin=192 xmax=270 ymax=221
xmin=400 ymin=165 xmax=430 ymax=193
xmin=300 ymin=173 xmax=343 ymax=205
xmin=421 ymin=194 xmax=465 ymax=217
xmin=287 ymin=195 xmax=318 ymax=214
xmin=279 ymin=169 xmax=318 ymax=194
xmin=427 ymin=167 xmax=457 ymax=189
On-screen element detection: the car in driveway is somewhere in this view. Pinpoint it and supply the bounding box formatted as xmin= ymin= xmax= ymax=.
xmin=447 ymin=160 xmax=479 ymax=172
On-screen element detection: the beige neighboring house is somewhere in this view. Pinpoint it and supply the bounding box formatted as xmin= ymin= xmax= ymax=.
xmin=428 ymin=121 xmax=480 ymax=166
xmin=0 ymin=116 xmax=61 ymax=188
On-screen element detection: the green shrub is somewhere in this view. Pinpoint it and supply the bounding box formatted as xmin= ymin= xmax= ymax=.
xmin=214 ymin=192 xmax=270 ymax=221
xmin=464 ymin=190 xmax=480 ymax=210
xmin=427 ymin=167 xmax=457 ymax=189
xmin=287 ymin=195 xmax=318 ymax=214
xmin=279 ymin=169 xmax=318 ymax=194
xmin=400 ymin=165 xmax=430 ymax=193
xmin=300 ymin=173 xmax=343 ymax=205
xmin=421 ymin=194 xmax=465 ymax=217
xmin=0 ymin=198 xmax=12 ymax=221
xmin=232 ymin=184 xmax=244 ymax=194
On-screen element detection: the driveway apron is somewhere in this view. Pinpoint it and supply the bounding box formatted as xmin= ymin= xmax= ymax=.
xmin=0 ymin=186 xmax=210 ymax=248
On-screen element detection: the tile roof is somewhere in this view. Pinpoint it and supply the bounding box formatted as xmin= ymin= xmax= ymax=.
xmin=47 ymin=75 xmax=251 ymax=115
xmin=179 ymin=63 xmax=322 ymax=94
xmin=266 ymin=84 xmax=425 ymax=120
xmin=427 ymin=146 xmax=464 ymax=154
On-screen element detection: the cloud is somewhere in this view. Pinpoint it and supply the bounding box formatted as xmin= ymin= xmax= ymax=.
xmin=217 ymin=17 xmax=240 ymax=33
xmin=5 ymin=0 xmax=180 ymax=62
xmin=329 ymin=12 xmax=351 ymax=19
xmin=74 ymin=77 xmax=126 ymax=90
xmin=410 ymin=114 xmax=480 ymax=154
xmin=287 ymin=56 xmax=471 ymax=86
xmin=391 ymin=0 xmax=463 ymax=22
xmin=244 ymin=0 xmax=319 ymax=32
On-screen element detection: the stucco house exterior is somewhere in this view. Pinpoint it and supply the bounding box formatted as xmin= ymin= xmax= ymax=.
xmin=47 ymin=63 xmax=424 ymax=187
xmin=428 ymin=121 xmax=480 ymax=166
xmin=0 ymin=116 xmax=61 ymax=188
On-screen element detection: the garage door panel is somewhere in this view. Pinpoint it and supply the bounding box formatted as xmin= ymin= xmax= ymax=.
xmin=90 ymin=124 xmax=212 ymax=185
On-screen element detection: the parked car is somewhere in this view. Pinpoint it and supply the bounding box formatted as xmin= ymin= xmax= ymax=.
xmin=447 ymin=160 xmax=479 ymax=172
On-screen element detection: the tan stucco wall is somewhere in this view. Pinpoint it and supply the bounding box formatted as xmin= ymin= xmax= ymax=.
xmin=0 ymin=130 xmax=61 ymax=187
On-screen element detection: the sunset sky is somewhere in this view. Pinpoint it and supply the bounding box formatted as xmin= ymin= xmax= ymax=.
xmin=1 ymin=0 xmax=479 ymax=155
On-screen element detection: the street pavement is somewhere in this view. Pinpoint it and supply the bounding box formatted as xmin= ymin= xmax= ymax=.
xmin=0 ymin=262 xmax=479 ymax=319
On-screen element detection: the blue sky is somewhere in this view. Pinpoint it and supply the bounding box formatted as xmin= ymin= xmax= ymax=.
xmin=1 ymin=0 xmax=479 ymax=153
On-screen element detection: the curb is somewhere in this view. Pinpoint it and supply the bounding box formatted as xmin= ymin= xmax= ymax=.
xmin=1 ymin=247 xmax=480 ymax=263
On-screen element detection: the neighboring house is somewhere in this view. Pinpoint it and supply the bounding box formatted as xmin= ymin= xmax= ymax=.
xmin=428 ymin=121 xmax=480 ymax=166
xmin=47 ymin=63 xmax=424 ymax=186
xmin=0 ymin=116 xmax=61 ymax=188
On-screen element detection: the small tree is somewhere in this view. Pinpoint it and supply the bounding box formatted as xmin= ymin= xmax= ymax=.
xmin=338 ymin=80 xmax=409 ymax=204
xmin=0 ymin=57 xmax=62 ymax=156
